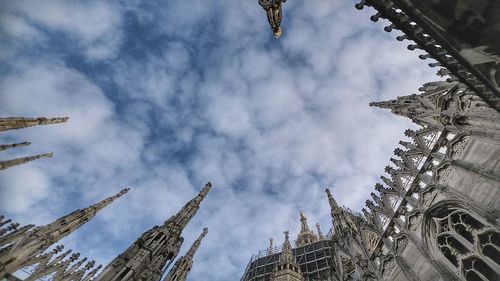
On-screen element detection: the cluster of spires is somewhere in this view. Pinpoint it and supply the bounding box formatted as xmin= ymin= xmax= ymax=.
xmin=253 ymin=187 xmax=374 ymax=281
xmin=0 ymin=183 xmax=213 ymax=281
xmin=249 ymin=68 xmax=497 ymax=279
xmin=0 ymin=117 xmax=68 ymax=170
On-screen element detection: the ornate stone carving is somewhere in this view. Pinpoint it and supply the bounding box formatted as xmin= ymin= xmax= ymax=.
xmin=407 ymin=212 xmax=422 ymax=232
xmin=450 ymin=136 xmax=470 ymax=158
xmin=421 ymin=188 xmax=438 ymax=208
xmin=395 ymin=236 xmax=409 ymax=255
xmin=381 ymin=257 xmax=396 ymax=278
xmin=435 ymin=164 xmax=452 ymax=182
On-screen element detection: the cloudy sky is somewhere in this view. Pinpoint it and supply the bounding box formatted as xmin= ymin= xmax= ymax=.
xmin=0 ymin=0 xmax=439 ymax=280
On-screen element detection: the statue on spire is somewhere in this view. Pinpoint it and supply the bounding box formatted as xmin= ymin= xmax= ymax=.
xmin=268 ymin=237 xmax=274 ymax=255
xmin=316 ymin=223 xmax=324 ymax=240
xmin=295 ymin=211 xmax=318 ymax=247
xmin=258 ymin=0 xmax=287 ymax=38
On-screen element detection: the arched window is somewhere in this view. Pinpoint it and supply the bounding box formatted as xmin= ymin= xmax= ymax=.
xmin=425 ymin=205 xmax=500 ymax=280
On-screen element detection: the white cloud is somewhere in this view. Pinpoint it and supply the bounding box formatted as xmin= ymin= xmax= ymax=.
xmin=2 ymin=0 xmax=123 ymax=60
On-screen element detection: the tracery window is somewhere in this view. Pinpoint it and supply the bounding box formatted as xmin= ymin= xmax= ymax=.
xmin=428 ymin=207 xmax=500 ymax=280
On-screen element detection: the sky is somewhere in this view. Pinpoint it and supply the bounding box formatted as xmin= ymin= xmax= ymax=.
xmin=0 ymin=0 xmax=439 ymax=280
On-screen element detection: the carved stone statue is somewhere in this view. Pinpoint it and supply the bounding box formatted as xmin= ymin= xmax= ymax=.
xmin=258 ymin=0 xmax=286 ymax=38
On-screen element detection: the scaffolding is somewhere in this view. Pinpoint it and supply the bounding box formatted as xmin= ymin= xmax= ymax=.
xmin=240 ymin=239 xmax=337 ymax=281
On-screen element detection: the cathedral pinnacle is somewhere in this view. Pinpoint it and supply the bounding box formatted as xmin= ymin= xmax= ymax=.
xmin=0 ymin=141 xmax=31 ymax=151
xmin=164 ymin=182 xmax=212 ymax=230
xmin=0 ymin=117 xmax=69 ymax=131
xmin=186 ymin=227 xmax=208 ymax=258
xmin=316 ymin=223 xmax=324 ymax=240
xmin=268 ymin=237 xmax=274 ymax=255
xmin=281 ymin=230 xmax=294 ymax=264
xmin=296 ymin=211 xmax=318 ymax=247
xmin=270 ymin=230 xmax=304 ymax=281
xmin=325 ymin=188 xmax=357 ymax=236
xmin=0 ymin=152 xmax=53 ymax=170
xmin=325 ymin=188 xmax=339 ymax=209
xmin=31 ymin=188 xmax=129 ymax=240
xmin=0 ymin=188 xmax=128 ymax=276
xmin=163 ymin=227 xmax=208 ymax=281
xmin=97 ymin=182 xmax=212 ymax=281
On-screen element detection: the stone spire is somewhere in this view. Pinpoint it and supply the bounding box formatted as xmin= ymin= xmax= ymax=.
xmin=165 ymin=182 xmax=212 ymax=230
xmin=280 ymin=231 xmax=294 ymax=264
xmin=295 ymin=211 xmax=318 ymax=247
xmin=0 ymin=117 xmax=68 ymax=132
xmin=369 ymin=81 xmax=459 ymax=127
xmin=97 ymin=182 xmax=212 ymax=281
xmin=326 ymin=188 xmax=357 ymax=237
xmin=163 ymin=227 xmax=208 ymax=281
xmin=0 ymin=152 xmax=53 ymax=170
xmin=0 ymin=188 xmax=128 ymax=277
xmin=271 ymin=231 xmax=304 ymax=281
xmin=0 ymin=141 xmax=31 ymax=151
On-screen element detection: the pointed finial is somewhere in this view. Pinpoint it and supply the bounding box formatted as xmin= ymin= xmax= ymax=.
xmin=186 ymin=227 xmax=208 ymax=257
xmin=325 ymin=188 xmax=339 ymax=209
xmin=280 ymin=230 xmax=295 ymax=264
xmin=0 ymin=142 xmax=31 ymax=151
xmin=168 ymin=182 xmax=213 ymax=229
xmin=369 ymin=100 xmax=394 ymax=109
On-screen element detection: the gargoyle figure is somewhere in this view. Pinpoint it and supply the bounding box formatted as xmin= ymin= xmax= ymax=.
xmin=258 ymin=0 xmax=286 ymax=38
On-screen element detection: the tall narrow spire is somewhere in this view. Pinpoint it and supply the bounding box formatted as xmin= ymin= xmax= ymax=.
xmin=97 ymin=182 xmax=212 ymax=281
xmin=0 ymin=153 xmax=53 ymax=170
xmin=0 ymin=117 xmax=69 ymax=132
xmin=32 ymin=188 xmax=130 ymax=239
xmin=0 ymin=141 xmax=31 ymax=151
xmin=163 ymin=228 xmax=208 ymax=281
xmin=271 ymin=231 xmax=304 ymax=281
xmin=0 ymin=188 xmax=128 ymax=276
xmin=295 ymin=211 xmax=318 ymax=247
xmin=369 ymin=81 xmax=459 ymax=127
xmin=280 ymin=231 xmax=294 ymax=264
xmin=325 ymin=188 xmax=357 ymax=237
xmin=326 ymin=188 xmax=339 ymax=209
xmin=166 ymin=182 xmax=212 ymax=230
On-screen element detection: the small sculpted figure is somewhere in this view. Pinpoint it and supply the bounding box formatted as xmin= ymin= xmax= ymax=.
xmin=258 ymin=0 xmax=286 ymax=38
